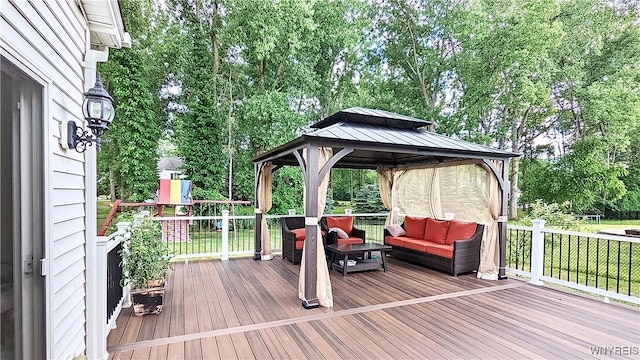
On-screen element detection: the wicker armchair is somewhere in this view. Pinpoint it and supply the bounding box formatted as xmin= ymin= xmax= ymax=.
xmin=320 ymin=216 xmax=365 ymax=247
xmin=281 ymin=216 xmax=305 ymax=264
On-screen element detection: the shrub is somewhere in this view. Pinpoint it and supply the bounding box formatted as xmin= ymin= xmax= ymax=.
xmin=121 ymin=217 xmax=172 ymax=289
xmin=517 ymin=200 xmax=583 ymax=230
xmin=352 ymin=184 xmax=386 ymax=214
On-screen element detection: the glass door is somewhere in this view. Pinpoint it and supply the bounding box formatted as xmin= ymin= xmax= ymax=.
xmin=0 ymin=56 xmax=45 ymax=360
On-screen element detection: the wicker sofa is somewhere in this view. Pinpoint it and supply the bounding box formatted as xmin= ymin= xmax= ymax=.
xmin=384 ymin=216 xmax=484 ymax=276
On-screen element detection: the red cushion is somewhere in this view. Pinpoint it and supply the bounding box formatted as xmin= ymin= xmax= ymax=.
xmin=425 ymin=243 xmax=453 ymax=258
xmin=337 ymin=237 xmax=364 ymax=246
xmin=291 ymin=228 xmax=306 ymax=241
xmin=445 ymin=220 xmax=477 ymax=245
xmin=424 ymin=218 xmax=449 ymax=244
xmin=384 ymin=236 xmax=405 ymax=247
xmin=404 ymin=216 xmax=428 ymax=239
xmin=403 ymin=239 xmax=429 ymax=252
xmin=295 ymin=240 xmax=304 ymax=250
xmin=326 ymin=216 xmax=353 ymax=236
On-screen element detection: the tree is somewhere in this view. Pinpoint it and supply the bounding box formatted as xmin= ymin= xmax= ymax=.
xmin=98 ymin=0 xmax=164 ymax=201
xmin=450 ymin=0 xmax=563 ymax=219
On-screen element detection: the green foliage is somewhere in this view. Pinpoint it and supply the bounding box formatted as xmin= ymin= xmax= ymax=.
xmin=618 ymin=190 xmax=640 ymax=211
xmin=352 ymin=184 xmax=386 ymax=214
xmin=120 ymin=217 xmax=173 ymax=289
xmin=102 ymin=0 xmax=639 ymax=219
xmin=331 ymin=169 xmax=377 ymax=201
xmin=517 ymin=200 xmax=583 ymax=230
xmin=270 ymin=167 xmax=304 ymax=215
xmin=98 ymin=0 xmax=164 ymax=202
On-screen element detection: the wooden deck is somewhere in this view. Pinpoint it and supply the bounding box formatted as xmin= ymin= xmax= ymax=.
xmin=107 ymin=256 xmax=640 ymax=359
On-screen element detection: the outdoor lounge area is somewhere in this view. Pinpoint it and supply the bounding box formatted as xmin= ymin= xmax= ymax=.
xmin=106 ymin=256 xmax=640 ymax=359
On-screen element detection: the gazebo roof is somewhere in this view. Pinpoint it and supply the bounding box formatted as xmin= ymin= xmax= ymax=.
xmin=252 ymin=108 xmax=519 ymax=169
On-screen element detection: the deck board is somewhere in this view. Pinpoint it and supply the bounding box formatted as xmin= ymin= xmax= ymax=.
xmin=108 ymin=256 xmax=640 ymax=359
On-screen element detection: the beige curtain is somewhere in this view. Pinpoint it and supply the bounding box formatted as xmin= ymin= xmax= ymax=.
xmin=477 ymin=160 xmax=502 ymax=280
xmin=258 ymin=162 xmax=273 ymax=259
xmin=376 ymin=167 xmax=393 ymax=225
xmin=429 ymin=166 xmax=442 ymax=218
xmin=298 ymin=147 xmax=333 ymax=307
xmin=392 ymin=162 xmax=500 ymax=280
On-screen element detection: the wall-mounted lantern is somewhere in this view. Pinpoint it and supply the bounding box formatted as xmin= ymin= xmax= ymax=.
xmin=68 ymin=72 xmax=114 ymax=152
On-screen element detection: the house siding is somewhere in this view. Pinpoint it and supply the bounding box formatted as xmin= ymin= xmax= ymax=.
xmin=1 ymin=0 xmax=89 ymax=359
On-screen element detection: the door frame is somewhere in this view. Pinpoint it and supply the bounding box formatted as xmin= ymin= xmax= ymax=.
xmin=0 ymin=50 xmax=52 ymax=359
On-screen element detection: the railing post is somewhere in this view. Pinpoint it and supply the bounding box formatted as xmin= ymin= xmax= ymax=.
xmin=116 ymin=222 xmax=132 ymax=308
xmin=288 ymin=209 xmax=296 ymax=215
xmin=345 ymin=209 xmax=352 ymax=215
xmin=530 ymin=219 xmax=546 ymax=285
xmin=221 ymin=210 xmax=229 ymax=261
xmin=94 ymin=235 xmax=108 ymax=359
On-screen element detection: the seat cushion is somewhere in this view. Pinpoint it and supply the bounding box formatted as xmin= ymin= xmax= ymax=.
xmin=404 ymin=216 xmax=428 ymax=239
xmin=424 ymin=218 xmax=449 ymax=244
xmin=384 ymin=236 xmax=405 ymax=247
xmin=295 ymin=239 xmax=304 ymax=250
xmin=326 ymin=216 xmax=353 ymax=236
xmin=403 ymin=238 xmax=429 ymax=253
xmin=425 ymin=243 xmax=453 ymax=258
xmin=445 ymin=220 xmax=477 ymax=245
xmin=337 ymin=237 xmax=364 ymax=246
xmin=291 ymin=228 xmax=306 ymax=241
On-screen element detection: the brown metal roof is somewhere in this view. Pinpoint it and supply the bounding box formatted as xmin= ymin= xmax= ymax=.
xmin=311 ymin=107 xmax=433 ymax=130
xmin=252 ymin=108 xmax=519 ymax=169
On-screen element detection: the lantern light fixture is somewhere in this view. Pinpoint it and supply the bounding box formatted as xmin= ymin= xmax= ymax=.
xmin=68 ymin=72 xmax=114 ymax=152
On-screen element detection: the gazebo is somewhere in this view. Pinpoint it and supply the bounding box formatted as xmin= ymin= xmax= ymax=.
xmin=252 ymin=107 xmax=519 ymax=309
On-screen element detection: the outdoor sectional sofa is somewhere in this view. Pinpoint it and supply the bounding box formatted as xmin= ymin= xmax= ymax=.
xmin=384 ymin=216 xmax=484 ymax=276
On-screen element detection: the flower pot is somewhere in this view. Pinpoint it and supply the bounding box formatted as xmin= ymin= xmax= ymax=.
xmin=130 ymin=279 xmax=165 ymax=316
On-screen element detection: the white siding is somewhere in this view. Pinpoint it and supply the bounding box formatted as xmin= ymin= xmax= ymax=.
xmin=1 ymin=0 xmax=89 ymax=359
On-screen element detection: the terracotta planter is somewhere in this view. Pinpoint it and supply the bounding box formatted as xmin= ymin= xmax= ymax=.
xmin=130 ymin=279 xmax=165 ymax=316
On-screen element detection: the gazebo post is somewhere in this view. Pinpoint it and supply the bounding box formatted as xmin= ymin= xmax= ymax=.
xmin=498 ymin=158 xmax=509 ymax=279
xmin=302 ymin=144 xmax=319 ymax=308
xmin=253 ymin=162 xmax=262 ymax=261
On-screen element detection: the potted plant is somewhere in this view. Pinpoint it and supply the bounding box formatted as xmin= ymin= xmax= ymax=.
xmin=120 ymin=215 xmax=173 ymax=316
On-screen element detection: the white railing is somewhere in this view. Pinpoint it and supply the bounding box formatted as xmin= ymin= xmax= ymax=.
xmin=506 ymin=221 xmax=640 ymax=305
xmin=151 ymin=210 xmax=390 ymax=260
xmin=96 ymin=221 xmax=132 ymax=358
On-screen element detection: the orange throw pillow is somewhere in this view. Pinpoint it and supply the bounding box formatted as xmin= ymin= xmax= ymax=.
xmin=326 ymin=216 xmax=353 ymax=236
xmin=403 ymin=216 xmax=428 ymax=239
xmin=424 ymin=218 xmax=449 ymax=244
xmin=445 ymin=220 xmax=477 ymax=245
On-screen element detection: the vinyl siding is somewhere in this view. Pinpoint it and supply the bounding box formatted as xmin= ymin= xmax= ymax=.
xmin=1 ymin=0 xmax=89 ymax=359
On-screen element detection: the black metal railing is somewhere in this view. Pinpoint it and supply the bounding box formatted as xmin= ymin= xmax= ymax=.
xmin=544 ymin=231 xmax=639 ymax=298
xmin=106 ymin=242 xmax=123 ymax=322
xmin=505 ymin=224 xmax=640 ymax=303
xmin=506 ymin=226 xmax=533 ymax=273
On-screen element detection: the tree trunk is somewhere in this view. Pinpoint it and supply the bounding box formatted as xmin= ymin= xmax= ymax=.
xmin=211 ymin=1 xmax=219 ymax=94
xmin=109 ymin=167 xmax=116 ymax=202
xmin=509 ymin=124 xmax=521 ymax=219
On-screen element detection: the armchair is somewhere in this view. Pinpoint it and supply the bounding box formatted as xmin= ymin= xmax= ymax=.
xmin=321 ymin=216 xmax=365 ymax=247
xmin=281 ymin=216 xmax=328 ymax=264
xmin=281 ymin=216 xmax=305 ymax=264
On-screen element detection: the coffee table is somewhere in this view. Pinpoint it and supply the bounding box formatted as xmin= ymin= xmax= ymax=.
xmin=326 ymin=242 xmax=392 ymax=277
